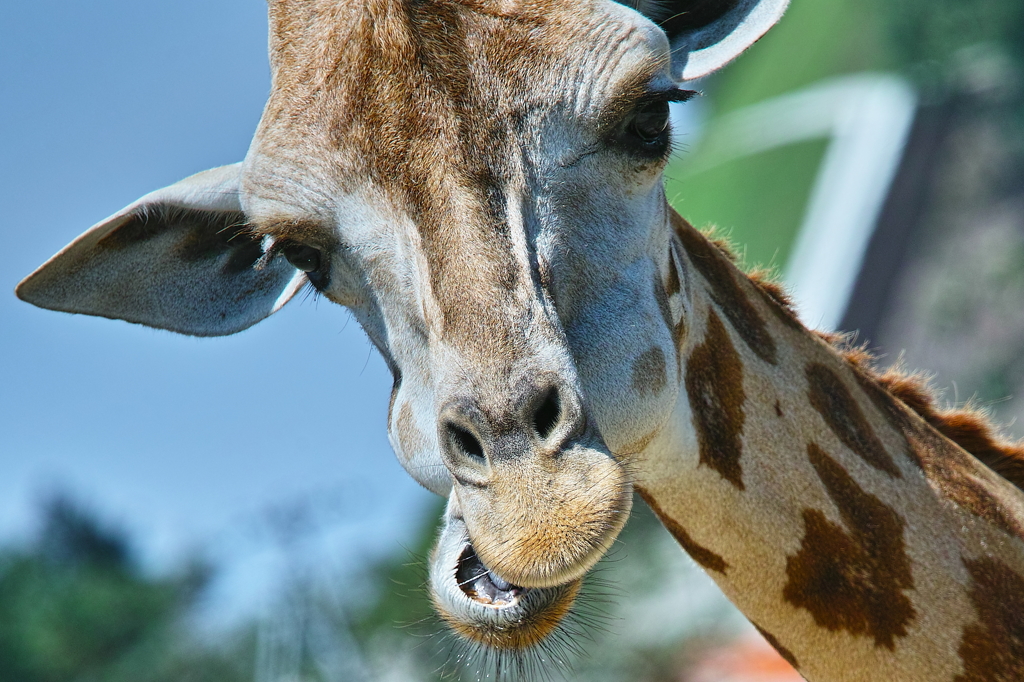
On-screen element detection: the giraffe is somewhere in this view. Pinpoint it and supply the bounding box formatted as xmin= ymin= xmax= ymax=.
xmin=15 ymin=0 xmax=1024 ymax=679
xmin=427 ymin=215 xmax=1024 ymax=681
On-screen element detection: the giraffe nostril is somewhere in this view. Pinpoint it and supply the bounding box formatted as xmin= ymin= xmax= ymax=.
xmin=532 ymin=387 xmax=561 ymax=440
xmin=448 ymin=423 xmax=485 ymax=463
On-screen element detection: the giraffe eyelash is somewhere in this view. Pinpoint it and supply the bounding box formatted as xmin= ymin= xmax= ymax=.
xmin=643 ymin=87 xmax=699 ymax=105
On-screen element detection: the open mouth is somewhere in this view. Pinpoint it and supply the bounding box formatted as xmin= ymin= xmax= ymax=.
xmin=455 ymin=544 xmax=525 ymax=607
xmin=432 ymin=537 xmax=582 ymax=651
xmin=429 ymin=509 xmax=584 ymax=651
xmin=428 ymin=490 xmax=621 ymax=651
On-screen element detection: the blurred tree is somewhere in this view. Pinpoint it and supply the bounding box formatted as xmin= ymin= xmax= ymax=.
xmin=0 ymin=496 xmax=253 ymax=682
xmin=875 ymin=0 xmax=1024 ymax=134
xmin=862 ymin=0 xmax=1024 ymax=431
xmin=879 ymin=0 xmax=1024 ymax=74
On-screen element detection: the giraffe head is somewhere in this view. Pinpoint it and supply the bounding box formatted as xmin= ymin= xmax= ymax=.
xmin=17 ymin=0 xmax=787 ymax=653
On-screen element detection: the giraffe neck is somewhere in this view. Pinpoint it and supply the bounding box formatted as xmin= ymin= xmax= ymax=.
xmin=634 ymin=211 xmax=1024 ymax=682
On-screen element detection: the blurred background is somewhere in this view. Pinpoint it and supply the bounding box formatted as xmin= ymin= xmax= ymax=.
xmin=1 ymin=0 xmax=1022 ymax=680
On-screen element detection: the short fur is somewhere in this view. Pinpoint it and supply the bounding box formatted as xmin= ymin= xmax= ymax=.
xmin=707 ymin=228 xmax=1024 ymax=494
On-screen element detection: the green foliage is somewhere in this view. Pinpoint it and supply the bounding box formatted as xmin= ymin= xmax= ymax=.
xmin=0 ymin=497 xmax=252 ymax=682
xmin=351 ymin=498 xmax=444 ymax=644
xmin=875 ymin=0 xmax=1024 ymax=129
xmin=708 ymin=0 xmax=893 ymax=115
xmin=666 ymin=0 xmax=893 ymax=268
xmin=668 ymin=0 xmax=1024 ymax=271
xmin=877 ymin=0 xmax=1024 ymax=73
xmin=667 ymin=138 xmax=829 ymax=269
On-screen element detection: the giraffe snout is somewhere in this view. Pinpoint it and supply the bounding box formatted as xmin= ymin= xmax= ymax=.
xmin=437 ymin=379 xmax=588 ymax=485
xmin=431 ymin=368 xmax=631 ymax=589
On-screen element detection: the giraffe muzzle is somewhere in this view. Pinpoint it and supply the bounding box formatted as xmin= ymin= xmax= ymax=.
xmin=429 ymin=496 xmax=583 ymax=651
xmin=429 ymin=362 xmax=632 ymax=641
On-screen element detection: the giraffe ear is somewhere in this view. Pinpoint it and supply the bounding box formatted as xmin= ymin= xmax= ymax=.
xmin=631 ymin=0 xmax=790 ymax=81
xmin=16 ymin=163 xmax=305 ymax=337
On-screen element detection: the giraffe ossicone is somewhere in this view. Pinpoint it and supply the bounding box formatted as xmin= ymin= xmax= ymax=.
xmin=18 ymin=0 xmax=1024 ymax=679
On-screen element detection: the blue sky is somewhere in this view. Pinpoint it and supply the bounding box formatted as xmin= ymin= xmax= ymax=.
xmin=0 ymin=0 xmax=432 ymax=619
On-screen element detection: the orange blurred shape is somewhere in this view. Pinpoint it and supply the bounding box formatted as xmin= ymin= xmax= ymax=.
xmin=687 ymin=632 xmax=804 ymax=682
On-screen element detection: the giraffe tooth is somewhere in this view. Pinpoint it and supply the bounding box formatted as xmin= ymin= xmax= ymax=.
xmin=488 ymin=571 xmax=512 ymax=591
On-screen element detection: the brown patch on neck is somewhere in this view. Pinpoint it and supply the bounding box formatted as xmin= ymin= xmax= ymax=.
xmin=751 ymin=622 xmax=800 ymax=671
xmin=783 ymin=443 xmax=916 ymax=650
xmin=685 ymin=309 xmax=747 ymax=490
xmin=670 ymin=214 xmax=1024 ymax=492
xmin=955 ymin=556 xmax=1024 ymax=681
xmin=679 ymin=228 xmax=1024 ymax=494
xmin=805 ymin=362 xmax=902 ymax=478
xmin=672 ymin=213 xmax=777 ymax=366
xmin=636 ymin=487 xmax=729 ymax=574
xmin=632 ymin=346 xmax=667 ymax=397
xmin=849 ymin=361 xmax=1024 ymax=494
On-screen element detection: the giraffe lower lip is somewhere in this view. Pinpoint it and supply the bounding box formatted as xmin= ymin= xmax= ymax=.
xmin=455 ymin=544 xmax=525 ymax=607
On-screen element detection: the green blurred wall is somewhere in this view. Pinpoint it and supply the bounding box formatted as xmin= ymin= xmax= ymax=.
xmin=665 ymin=0 xmax=894 ymax=269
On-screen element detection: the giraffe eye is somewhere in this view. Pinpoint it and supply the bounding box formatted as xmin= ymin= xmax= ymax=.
xmin=630 ymin=100 xmax=670 ymax=142
xmin=282 ymin=244 xmax=321 ymax=272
